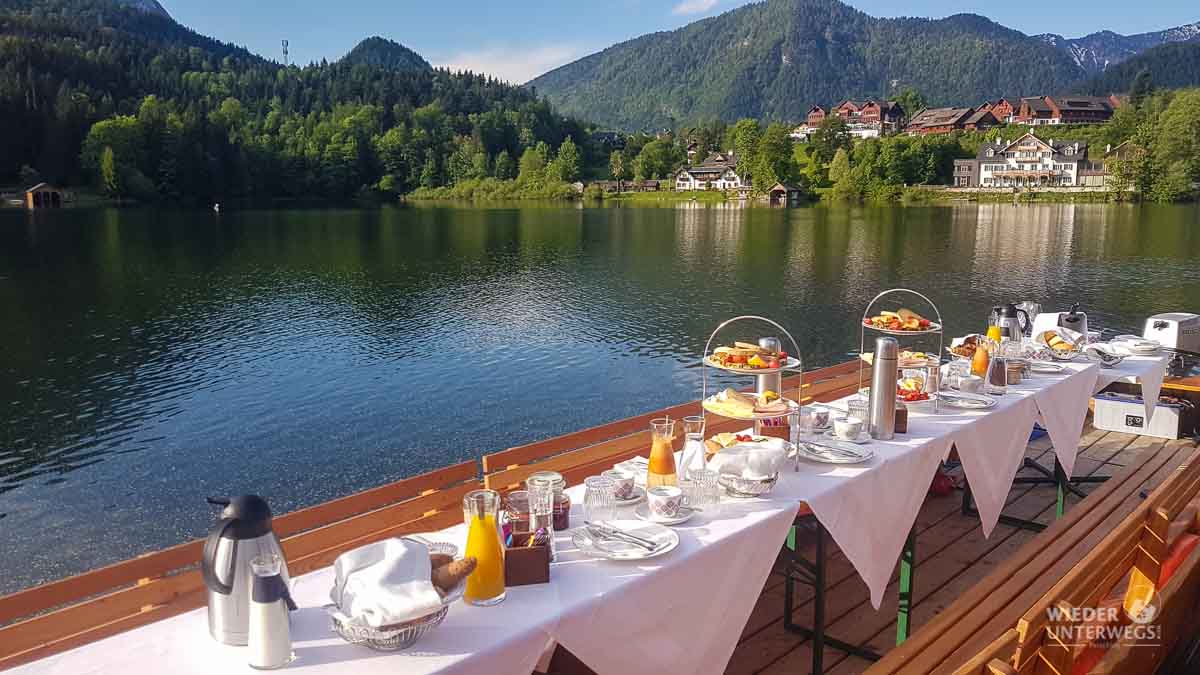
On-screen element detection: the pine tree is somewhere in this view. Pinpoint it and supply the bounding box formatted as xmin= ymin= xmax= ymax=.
xmin=493 ymin=150 xmax=515 ymax=180
xmin=100 ymin=146 xmax=122 ymax=198
xmin=828 ymin=148 xmax=851 ymax=185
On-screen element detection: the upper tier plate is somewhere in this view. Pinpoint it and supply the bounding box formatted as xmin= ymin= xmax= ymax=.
xmin=703 ymin=355 xmax=802 ymax=375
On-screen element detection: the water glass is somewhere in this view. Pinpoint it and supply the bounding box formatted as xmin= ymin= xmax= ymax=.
xmin=847 ymin=397 xmax=870 ymax=425
xmin=582 ymin=476 xmax=617 ymax=523
xmin=690 ymin=468 xmax=720 ymax=508
xmin=797 ymin=407 xmax=816 ymax=439
xmin=527 ymin=477 xmax=557 ymax=560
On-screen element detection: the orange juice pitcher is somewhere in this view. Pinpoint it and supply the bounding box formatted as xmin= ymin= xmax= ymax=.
xmin=462 ymin=489 xmax=505 ymax=606
xmin=646 ymin=417 xmax=678 ymax=488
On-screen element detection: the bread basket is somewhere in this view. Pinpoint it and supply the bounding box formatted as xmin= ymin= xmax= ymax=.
xmin=328 ymin=542 xmax=463 ymax=651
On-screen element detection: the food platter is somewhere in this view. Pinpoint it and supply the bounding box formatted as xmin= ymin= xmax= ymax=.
xmin=704 ymin=354 xmax=801 ymax=375
xmin=860 ymin=351 xmax=939 ymax=368
xmin=864 ymin=321 xmax=943 ymax=336
xmin=702 ymin=388 xmax=799 ymax=420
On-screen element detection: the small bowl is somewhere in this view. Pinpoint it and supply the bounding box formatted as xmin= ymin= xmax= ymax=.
xmin=718 ymin=472 xmax=779 ymax=497
xmin=957 ymin=375 xmax=984 ymax=393
xmin=902 ymin=395 xmax=938 ymax=413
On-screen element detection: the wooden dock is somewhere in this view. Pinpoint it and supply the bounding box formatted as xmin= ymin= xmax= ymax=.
xmin=736 ymin=427 xmax=1189 ymax=675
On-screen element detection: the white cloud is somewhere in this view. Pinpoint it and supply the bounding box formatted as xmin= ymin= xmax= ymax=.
xmin=672 ymin=0 xmax=720 ymax=15
xmin=437 ymin=45 xmax=584 ymax=85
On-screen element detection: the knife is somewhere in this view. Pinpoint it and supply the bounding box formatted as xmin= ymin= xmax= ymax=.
xmin=584 ymin=521 xmax=659 ymax=550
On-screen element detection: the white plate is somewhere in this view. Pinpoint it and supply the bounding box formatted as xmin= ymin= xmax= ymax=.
xmin=634 ymin=503 xmax=695 ymax=526
xmin=1029 ymin=362 xmax=1066 ymax=374
xmin=863 ymin=321 xmax=943 ymax=336
xmin=939 ymin=391 xmax=998 ymax=409
xmin=613 ymin=486 xmax=646 ymax=506
xmin=796 ymin=442 xmax=875 ymax=465
xmin=704 ymin=355 xmax=802 ymax=375
xmin=571 ymin=520 xmax=680 ymax=560
xmin=823 ymin=429 xmax=871 ymax=444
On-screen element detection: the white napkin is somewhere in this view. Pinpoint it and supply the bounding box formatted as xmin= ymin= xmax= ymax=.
xmin=329 ymin=538 xmax=444 ymax=627
xmin=706 ymin=443 xmax=787 ymax=479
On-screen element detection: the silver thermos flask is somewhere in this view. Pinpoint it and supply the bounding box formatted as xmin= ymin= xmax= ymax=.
xmin=869 ymin=337 xmax=898 ymax=440
xmin=248 ymin=553 xmax=296 ymax=670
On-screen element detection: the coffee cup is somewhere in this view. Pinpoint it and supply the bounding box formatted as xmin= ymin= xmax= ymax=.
xmin=833 ymin=416 xmax=864 ymax=441
xmin=811 ymin=408 xmax=831 ymax=429
xmin=602 ymin=469 xmax=636 ymax=500
xmin=958 ymin=375 xmax=984 ymax=394
xmin=647 ymin=486 xmax=683 ymax=519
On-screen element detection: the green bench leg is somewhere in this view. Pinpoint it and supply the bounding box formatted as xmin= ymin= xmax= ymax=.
xmin=896 ymin=528 xmax=916 ymax=645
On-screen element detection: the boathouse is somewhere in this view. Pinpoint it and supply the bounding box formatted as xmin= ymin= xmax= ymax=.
xmin=24 ymin=183 xmax=63 ymax=209
xmin=766 ymin=182 xmax=803 ymax=207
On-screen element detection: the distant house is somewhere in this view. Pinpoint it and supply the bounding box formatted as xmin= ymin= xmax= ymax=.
xmin=834 ymin=99 xmax=904 ymax=131
xmin=953 ymin=132 xmax=1090 ymax=187
xmin=674 ymin=152 xmax=748 ymax=191
xmin=962 ymin=108 xmax=1000 ymax=132
xmin=635 ymin=179 xmax=661 ymax=192
xmin=1077 ymin=141 xmax=1137 ymax=188
xmin=1013 ymin=96 xmax=1121 ymax=126
xmin=806 ymin=105 xmax=827 ymax=127
xmin=980 ymin=98 xmax=1016 ymax=123
xmin=904 ymin=107 xmax=977 ymax=135
xmin=24 ymin=183 xmax=64 ymax=209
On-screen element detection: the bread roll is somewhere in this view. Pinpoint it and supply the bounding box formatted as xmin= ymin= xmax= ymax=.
xmin=432 ymin=557 xmax=477 ymax=594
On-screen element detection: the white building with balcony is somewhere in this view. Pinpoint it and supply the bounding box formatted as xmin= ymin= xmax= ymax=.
xmin=953 ymin=132 xmax=1090 ymax=188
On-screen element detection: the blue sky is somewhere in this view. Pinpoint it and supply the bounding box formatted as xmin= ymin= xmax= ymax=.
xmin=164 ymin=1 xmax=1198 ymax=83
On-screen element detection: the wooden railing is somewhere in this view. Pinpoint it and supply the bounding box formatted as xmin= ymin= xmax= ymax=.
xmin=0 ymin=361 xmax=864 ymax=671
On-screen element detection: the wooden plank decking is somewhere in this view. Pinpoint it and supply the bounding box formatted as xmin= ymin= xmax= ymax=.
xmin=733 ymin=428 xmax=1197 ymax=675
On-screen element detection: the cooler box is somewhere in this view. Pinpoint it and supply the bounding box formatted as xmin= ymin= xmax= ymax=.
xmin=1092 ymin=392 xmax=1187 ymax=439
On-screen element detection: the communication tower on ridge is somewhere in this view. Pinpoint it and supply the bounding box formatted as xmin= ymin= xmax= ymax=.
xmin=282 ymin=40 xmax=289 ymax=66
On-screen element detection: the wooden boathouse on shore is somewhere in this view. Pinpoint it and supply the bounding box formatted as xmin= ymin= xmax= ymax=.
xmin=24 ymin=183 xmax=64 ymax=209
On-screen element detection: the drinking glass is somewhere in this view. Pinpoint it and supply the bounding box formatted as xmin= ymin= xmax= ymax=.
xmin=985 ymin=355 xmax=1008 ymax=396
xmin=797 ymin=407 xmax=816 ymax=439
xmin=583 ymin=476 xmax=617 ymax=523
xmin=690 ymin=468 xmax=720 ymax=508
xmin=527 ymin=476 xmax=557 ymax=561
xmin=678 ymin=415 xmax=707 ymax=481
xmin=847 ymin=397 xmax=870 ymax=425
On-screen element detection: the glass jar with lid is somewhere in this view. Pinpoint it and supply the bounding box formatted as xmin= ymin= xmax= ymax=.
xmin=525 ymin=471 xmax=570 ymax=531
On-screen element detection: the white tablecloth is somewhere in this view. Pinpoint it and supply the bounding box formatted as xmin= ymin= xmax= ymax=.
xmin=12 ymin=489 xmax=799 ymax=675
xmin=1093 ymin=354 xmax=1170 ymax=428
xmin=13 ymin=353 xmax=1172 ymax=675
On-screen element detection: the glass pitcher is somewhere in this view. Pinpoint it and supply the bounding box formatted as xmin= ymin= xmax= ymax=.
xmin=646 ymin=417 xmax=678 ymax=488
xmin=677 ymin=415 xmax=707 ymax=482
xmin=462 ymin=489 xmax=506 ymax=606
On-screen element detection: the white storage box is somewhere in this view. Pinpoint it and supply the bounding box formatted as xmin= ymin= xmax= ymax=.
xmin=1093 ymin=392 xmax=1185 ymax=440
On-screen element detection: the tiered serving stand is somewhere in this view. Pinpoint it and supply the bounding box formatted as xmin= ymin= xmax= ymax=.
xmin=858 ymin=289 xmax=944 ymax=414
xmin=700 ymin=316 xmax=803 ymax=495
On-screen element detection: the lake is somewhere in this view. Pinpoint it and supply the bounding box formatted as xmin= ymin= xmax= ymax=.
xmin=2 ymin=202 xmax=1199 ymax=593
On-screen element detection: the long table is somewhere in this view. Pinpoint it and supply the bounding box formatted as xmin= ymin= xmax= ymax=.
xmin=11 ymin=354 xmax=1169 ymax=675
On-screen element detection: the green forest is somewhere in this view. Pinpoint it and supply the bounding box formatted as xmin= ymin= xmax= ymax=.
xmin=1 ymin=0 xmax=595 ymax=203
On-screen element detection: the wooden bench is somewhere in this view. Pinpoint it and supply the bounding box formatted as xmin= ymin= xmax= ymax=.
xmin=481 ymin=361 xmax=864 ymax=492
xmin=1009 ymin=445 xmax=1200 ymax=675
xmin=0 ymin=461 xmax=480 ymax=670
xmin=865 ymin=437 xmax=1199 ymax=675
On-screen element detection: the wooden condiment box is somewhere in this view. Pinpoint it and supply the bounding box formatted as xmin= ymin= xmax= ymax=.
xmin=504 ymin=533 xmax=550 ymax=586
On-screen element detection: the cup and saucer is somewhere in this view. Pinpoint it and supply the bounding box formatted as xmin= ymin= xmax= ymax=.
xmin=634 ymin=486 xmax=695 ymax=526
xmin=825 ymin=416 xmax=870 ymax=444
xmin=603 ymin=469 xmax=645 ymax=506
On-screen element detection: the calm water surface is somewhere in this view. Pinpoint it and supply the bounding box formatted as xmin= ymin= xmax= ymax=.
xmin=2 ymin=202 xmax=1199 ymax=591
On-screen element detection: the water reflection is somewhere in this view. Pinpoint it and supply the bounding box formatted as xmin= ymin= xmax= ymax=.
xmin=0 ymin=202 xmax=1198 ymax=591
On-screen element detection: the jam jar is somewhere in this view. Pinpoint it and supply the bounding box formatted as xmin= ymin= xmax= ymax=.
xmin=525 ymin=471 xmax=570 ymax=531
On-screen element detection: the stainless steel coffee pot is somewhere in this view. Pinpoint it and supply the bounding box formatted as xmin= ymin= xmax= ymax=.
xmin=201 ymin=495 xmax=289 ymax=645
xmin=989 ymin=304 xmax=1030 ymax=342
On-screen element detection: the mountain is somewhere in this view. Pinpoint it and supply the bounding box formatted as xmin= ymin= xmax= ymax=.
xmin=0 ymin=0 xmax=587 ymax=198
xmin=528 ymin=0 xmax=1198 ymax=130
xmin=1081 ymin=42 xmax=1200 ymax=95
xmin=1038 ymin=23 xmax=1200 ymax=74
xmin=113 ymin=0 xmax=169 ymax=19
xmin=341 ymin=36 xmax=431 ymax=71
